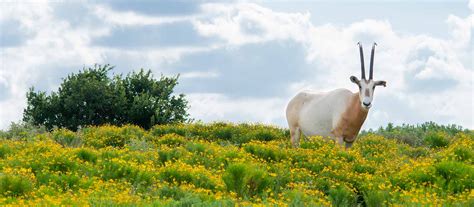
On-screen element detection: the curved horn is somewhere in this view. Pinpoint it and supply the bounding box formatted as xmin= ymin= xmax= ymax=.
xmin=357 ymin=42 xmax=366 ymax=79
xmin=369 ymin=42 xmax=377 ymax=80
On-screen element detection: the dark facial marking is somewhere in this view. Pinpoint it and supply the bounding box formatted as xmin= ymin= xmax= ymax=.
xmin=365 ymin=89 xmax=370 ymax=96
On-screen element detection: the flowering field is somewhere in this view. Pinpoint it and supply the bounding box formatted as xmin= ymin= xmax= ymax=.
xmin=0 ymin=123 xmax=472 ymax=206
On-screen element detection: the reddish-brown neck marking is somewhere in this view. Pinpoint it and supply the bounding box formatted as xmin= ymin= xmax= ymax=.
xmin=332 ymin=92 xmax=369 ymax=143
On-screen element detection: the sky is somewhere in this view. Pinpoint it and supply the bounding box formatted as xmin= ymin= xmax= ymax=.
xmin=0 ymin=0 xmax=473 ymax=130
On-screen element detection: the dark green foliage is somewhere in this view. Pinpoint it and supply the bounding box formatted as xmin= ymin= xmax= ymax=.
xmin=0 ymin=175 xmax=33 ymax=197
xmin=23 ymin=64 xmax=189 ymax=131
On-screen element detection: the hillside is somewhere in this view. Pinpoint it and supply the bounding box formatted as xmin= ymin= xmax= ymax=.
xmin=0 ymin=123 xmax=472 ymax=206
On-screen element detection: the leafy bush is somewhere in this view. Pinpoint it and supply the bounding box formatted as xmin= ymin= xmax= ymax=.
xmin=434 ymin=161 xmax=474 ymax=193
xmin=52 ymin=128 xmax=82 ymax=147
xmin=424 ymin=131 xmax=450 ymax=148
xmin=222 ymin=163 xmax=272 ymax=198
xmin=0 ymin=144 xmax=11 ymax=159
xmin=244 ymin=143 xmax=286 ymax=162
xmin=76 ymin=148 xmax=98 ymax=163
xmin=0 ymin=175 xmax=32 ymax=197
xmin=328 ymin=185 xmax=355 ymax=207
xmin=362 ymin=190 xmax=390 ymax=207
xmin=23 ymin=64 xmax=189 ymax=131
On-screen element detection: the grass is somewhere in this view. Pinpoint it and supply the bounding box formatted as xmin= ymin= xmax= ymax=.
xmin=0 ymin=122 xmax=471 ymax=206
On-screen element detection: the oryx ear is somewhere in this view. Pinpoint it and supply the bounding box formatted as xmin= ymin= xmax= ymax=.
xmin=374 ymin=80 xmax=386 ymax=87
xmin=350 ymin=76 xmax=360 ymax=84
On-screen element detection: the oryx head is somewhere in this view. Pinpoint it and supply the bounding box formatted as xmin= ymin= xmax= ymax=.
xmin=350 ymin=42 xmax=386 ymax=110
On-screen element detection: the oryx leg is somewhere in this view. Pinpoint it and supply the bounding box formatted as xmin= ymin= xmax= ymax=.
xmin=290 ymin=126 xmax=301 ymax=148
xmin=336 ymin=136 xmax=345 ymax=148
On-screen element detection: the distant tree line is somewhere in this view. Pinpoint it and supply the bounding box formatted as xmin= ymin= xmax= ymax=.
xmin=23 ymin=64 xmax=189 ymax=130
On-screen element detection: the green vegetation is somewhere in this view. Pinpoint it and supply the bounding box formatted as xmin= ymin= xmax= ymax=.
xmin=23 ymin=64 xmax=188 ymax=130
xmin=0 ymin=122 xmax=471 ymax=206
xmin=360 ymin=121 xmax=472 ymax=146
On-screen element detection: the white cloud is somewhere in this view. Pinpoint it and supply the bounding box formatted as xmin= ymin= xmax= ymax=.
xmin=181 ymin=70 xmax=219 ymax=79
xmin=93 ymin=4 xmax=197 ymax=26
xmin=194 ymin=3 xmax=311 ymax=45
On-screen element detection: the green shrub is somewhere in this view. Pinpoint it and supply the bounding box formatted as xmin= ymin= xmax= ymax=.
xmin=81 ymin=126 xmax=130 ymax=148
xmin=251 ymin=129 xmax=280 ymax=141
xmin=328 ymin=185 xmax=355 ymax=207
xmin=151 ymin=125 xmax=187 ymax=137
xmin=424 ymin=132 xmax=449 ymax=148
xmin=185 ymin=142 xmax=206 ymax=154
xmin=244 ymin=144 xmax=286 ymax=162
xmin=155 ymin=133 xmax=186 ymax=147
xmin=222 ymin=163 xmax=272 ymax=199
xmin=158 ymin=149 xmax=184 ymax=164
xmin=222 ymin=164 xmax=247 ymax=197
xmin=36 ymin=173 xmax=91 ymax=192
xmin=353 ymin=164 xmax=376 ymax=174
xmin=101 ymin=160 xmax=136 ymax=180
xmin=453 ymin=147 xmax=473 ymax=162
xmin=434 ymin=161 xmax=474 ymax=193
xmin=0 ymin=175 xmax=33 ymax=197
xmin=407 ymin=167 xmax=436 ymax=186
xmin=76 ymin=148 xmax=98 ymax=163
xmin=52 ymin=129 xmax=82 ymax=147
xmin=158 ymin=185 xmax=185 ymax=200
xmin=0 ymin=144 xmax=11 ymax=159
xmin=48 ymin=155 xmax=78 ymax=173
xmin=363 ymin=190 xmax=390 ymax=207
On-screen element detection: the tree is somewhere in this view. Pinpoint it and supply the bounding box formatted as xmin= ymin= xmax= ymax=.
xmin=23 ymin=64 xmax=189 ymax=130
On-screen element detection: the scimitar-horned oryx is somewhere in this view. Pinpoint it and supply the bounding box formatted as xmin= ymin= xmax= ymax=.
xmin=286 ymin=42 xmax=386 ymax=148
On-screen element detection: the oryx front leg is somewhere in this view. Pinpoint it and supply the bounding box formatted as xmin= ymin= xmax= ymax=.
xmin=336 ymin=137 xmax=345 ymax=149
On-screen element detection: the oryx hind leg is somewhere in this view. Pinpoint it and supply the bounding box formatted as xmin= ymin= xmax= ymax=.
xmin=290 ymin=126 xmax=301 ymax=148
